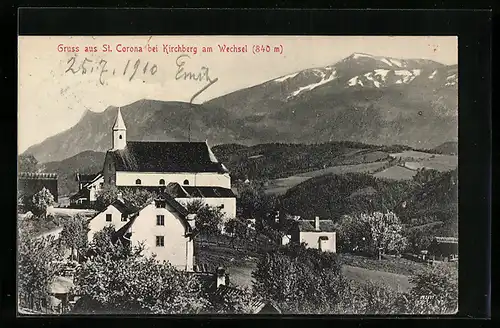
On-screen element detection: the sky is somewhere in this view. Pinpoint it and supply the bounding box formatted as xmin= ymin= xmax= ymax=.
xmin=18 ymin=35 xmax=457 ymax=153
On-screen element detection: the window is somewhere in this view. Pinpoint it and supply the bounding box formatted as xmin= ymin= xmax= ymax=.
xmin=159 ymin=179 xmax=165 ymax=185
xmin=121 ymin=214 xmax=127 ymax=222
xmin=119 ymin=135 xmax=123 ymax=139
xmin=99 ymin=183 xmax=104 ymax=188
xmin=155 ymin=201 xmax=166 ymax=208
xmin=156 ymin=215 xmax=165 ymax=226
xmin=219 ymin=204 xmax=225 ymax=209
xmin=106 ymin=214 xmax=112 ymax=222
xmin=156 ymin=236 xmax=165 ymax=247
xmin=183 ymin=179 xmax=189 ymax=185
xmin=135 ymin=179 xmax=141 ymax=185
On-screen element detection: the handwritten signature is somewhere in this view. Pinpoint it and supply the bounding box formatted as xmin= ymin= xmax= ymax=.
xmin=175 ymin=54 xmax=218 ymax=103
xmin=64 ymin=54 xmax=218 ymax=103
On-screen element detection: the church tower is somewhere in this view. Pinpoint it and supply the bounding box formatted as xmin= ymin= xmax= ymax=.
xmin=112 ymin=107 xmax=127 ymax=150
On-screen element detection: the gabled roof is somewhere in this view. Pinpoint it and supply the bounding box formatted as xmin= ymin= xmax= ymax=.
xmin=113 ymin=107 xmax=127 ymax=130
xmin=168 ymin=182 xmax=236 ymax=198
xmin=297 ymin=220 xmax=336 ymax=232
xmin=111 ymin=198 xmax=139 ymax=216
xmin=75 ymin=172 xmax=100 ymax=183
xmin=18 ymin=172 xmax=58 ymax=180
xmin=108 ymin=141 xmax=229 ymax=173
xmin=113 ymin=194 xmax=192 ymax=241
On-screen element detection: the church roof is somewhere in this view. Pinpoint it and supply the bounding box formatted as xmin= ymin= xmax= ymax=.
xmin=108 ymin=141 xmax=229 ymax=173
xmin=167 ymin=182 xmax=236 ymax=198
xmin=113 ymin=107 xmax=126 ymax=130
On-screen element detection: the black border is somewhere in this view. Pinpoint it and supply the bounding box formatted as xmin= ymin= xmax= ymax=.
xmin=5 ymin=6 xmax=492 ymax=326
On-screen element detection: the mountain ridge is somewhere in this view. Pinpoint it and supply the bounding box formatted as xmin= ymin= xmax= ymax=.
xmin=23 ymin=52 xmax=458 ymax=163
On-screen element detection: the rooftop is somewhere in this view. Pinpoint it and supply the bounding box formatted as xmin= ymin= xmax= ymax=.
xmin=108 ymin=141 xmax=229 ymax=173
xmin=298 ymin=219 xmax=336 ymax=232
xmin=18 ymin=172 xmax=58 ymax=180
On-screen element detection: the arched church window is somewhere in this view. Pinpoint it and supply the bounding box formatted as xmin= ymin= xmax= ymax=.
xmin=183 ymin=179 xmax=189 ymax=185
xmin=119 ymin=135 xmax=123 ymax=139
xmin=136 ymin=179 xmax=142 ymax=185
xmin=159 ymin=179 xmax=165 ymax=185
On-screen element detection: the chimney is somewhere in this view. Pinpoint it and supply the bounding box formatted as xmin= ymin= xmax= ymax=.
xmin=216 ymin=267 xmax=226 ymax=288
xmin=117 ymin=192 xmax=123 ymax=202
xmin=315 ymin=216 xmax=320 ymax=231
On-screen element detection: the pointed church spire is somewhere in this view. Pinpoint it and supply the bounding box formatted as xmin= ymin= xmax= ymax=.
xmin=112 ymin=107 xmax=127 ymax=150
xmin=113 ymin=107 xmax=127 ymax=131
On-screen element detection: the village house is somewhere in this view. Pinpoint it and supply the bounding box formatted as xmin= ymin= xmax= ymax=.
xmin=282 ymin=216 xmax=337 ymax=253
xmin=18 ymin=172 xmax=59 ymax=206
xmin=428 ymin=236 xmax=458 ymax=261
xmin=88 ymin=193 xmax=196 ymax=271
xmin=167 ymin=182 xmax=237 ymax=219
xmin=70 ymin=172 xmax=104 ymax=207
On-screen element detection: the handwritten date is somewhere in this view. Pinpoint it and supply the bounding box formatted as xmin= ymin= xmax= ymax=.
xmin=65 ymin=56 xmax=158 ymax=85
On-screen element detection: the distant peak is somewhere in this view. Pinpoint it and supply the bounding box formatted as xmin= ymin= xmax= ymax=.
xmin=350 ymin=52 xmax=374 ymax=59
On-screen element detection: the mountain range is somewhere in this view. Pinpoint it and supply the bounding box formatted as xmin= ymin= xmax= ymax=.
xmin=23 ymin=52 xmax=458 ymax=163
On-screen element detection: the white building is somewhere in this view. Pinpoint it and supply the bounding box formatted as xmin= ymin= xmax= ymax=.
xmin=102 ymin=107 xmax=232 ymax=190
xmin=282 ymin=216 xmax=337 ymax=253
xmin=87 ymin=195 xmax=196 ymax=271
xmin=70 ymin=173 xmax=104 ymax=207
xmin=167 ymin=182 xmax=237 ymax=219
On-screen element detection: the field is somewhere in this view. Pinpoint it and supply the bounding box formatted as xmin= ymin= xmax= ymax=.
xmin=265 ymin=161 xmax=389 ymax=195
xmin=341 ymin=265 xmax=411 ymax=293
xmin=373 ymin=165 xmax=417 ymax=180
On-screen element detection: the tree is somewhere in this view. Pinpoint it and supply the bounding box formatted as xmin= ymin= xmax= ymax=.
xmin=18 ymin=154 xmax=39 ymax=172
xmin=195 ymin=205 xmax=225 ymax=239
xmin=223 ymin=217 xmax=252 ymax=249
xmin=338 ymin=211 xmax=407 ymax=258
xmin=413 ymin=168 xmax=442 ymax=185
xmin=94 ymin=185 xmax=119 ymax=211
xmin=183 ymin=199 xmax=205 ymax=214
xmin=408 ymin=264 xmax=458 ymax=314
xmin=73 ymin=243 xmax=208 ymax=314
xmin=85 ymin=225 xmax=143 ymax=261
xmin=237 ymin=183 xmax=278 ymax=230
xmin=18 ymin=224 xmax=63 ymax=310
xmin=95 ymin=185 xmax=156 ymax=211
xmin=207 ymin=286 xmax=257 ymax=314
xmin=121 ymin=187 xmax=156 ymax=209
xmin=29 ymin=187 xmax=55 ymax=217
xmin=252 ymin=243 xmax=343 ymax=314
xmin=60 ymin=214 xmax=89 ymax=262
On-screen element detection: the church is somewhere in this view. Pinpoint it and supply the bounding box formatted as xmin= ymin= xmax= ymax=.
xmin=102 ymin=107 xmax=236 ymax=217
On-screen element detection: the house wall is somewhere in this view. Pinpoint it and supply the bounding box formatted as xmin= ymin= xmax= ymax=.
xmin=175 ymin=197 xmax=236 ymax=219
xmin=128 ymin=203 xmax=193 ymax=271
xmin=87 ymin=205 xmax=128 ymax=242
xmin=87 ymin=176 xmax=104 ymax=202
xmin=299 ymin=231 xmax=336 ymax=253
xmin=115 ymin=172 xmax=231 ymax=189
xmin=102 ymin=153 xmax=116 ymax=186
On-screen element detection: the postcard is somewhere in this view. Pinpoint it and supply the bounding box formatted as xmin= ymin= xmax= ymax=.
xmin=17 ymin=35 xmax=458 ymax=315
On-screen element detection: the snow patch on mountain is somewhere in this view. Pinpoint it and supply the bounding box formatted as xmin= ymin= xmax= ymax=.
xmin=389 ymin=59 xmax=403 ymax=67
xmin=429 ymin=70 xmax=437 ymax=79
xmin=274 ymin=72 xmax=299 ymax=82
xmin=380 ymin=58 xmax=393 ymax=67
xmin=374 ymin=69 xmax=390 ymax=81
xmin=352 ymin=53 xmax=373 ymax=59
xmin=445 ymin=74 xmax=458 ymax=86
xmin=287 ymin=70 xmax=337 ymax=98
xmin=394 ymin=70 xmax=415 ymax=83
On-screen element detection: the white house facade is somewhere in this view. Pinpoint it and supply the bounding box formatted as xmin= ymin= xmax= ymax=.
xmin=88 ymin=195 xmax=195 ymax=271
